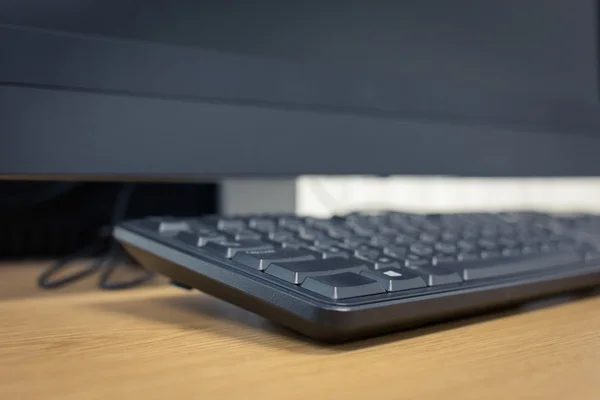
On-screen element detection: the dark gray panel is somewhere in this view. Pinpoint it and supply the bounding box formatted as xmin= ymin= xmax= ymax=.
xmin=1 ymin=0 xmax=597 ymax=101
xmin=1 ymin=1 xmax=600 ymax=178
xmin=1 ymin=85 xmax=600 ymax=178
xmin=1 ymin=0 xmax=599 ymax=131
xmin=2 ymin=23 xmax=599 ymax=134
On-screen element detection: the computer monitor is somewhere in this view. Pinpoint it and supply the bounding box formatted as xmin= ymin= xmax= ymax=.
xmin=1 ymin=0 xmax=600 ymax=180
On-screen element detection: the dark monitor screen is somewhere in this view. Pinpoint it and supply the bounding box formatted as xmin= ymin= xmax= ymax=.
xmin=1 ymin=0 xmax=600 ymax=178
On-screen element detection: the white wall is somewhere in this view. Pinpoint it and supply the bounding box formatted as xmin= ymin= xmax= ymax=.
xmin=298 ymin=176 xmax=600 ymax=217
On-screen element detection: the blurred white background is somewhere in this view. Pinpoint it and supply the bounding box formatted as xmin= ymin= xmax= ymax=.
xmin=298 ymin=176 xmax=600 ymax=217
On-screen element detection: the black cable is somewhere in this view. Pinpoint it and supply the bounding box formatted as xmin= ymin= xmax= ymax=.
xmin=37 ymin=183 xmax=155 ymax=290
xmin=37 ymin=240 xmax=107 ymax=289
xmin=97 ymin=242 xmax=155 ymax=290
xmin=109 ymin=183 xmax=135 ymax=226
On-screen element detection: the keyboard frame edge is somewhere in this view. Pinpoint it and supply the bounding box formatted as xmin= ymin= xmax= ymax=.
xmin=114 ymin=225 xmax=600 ymax=342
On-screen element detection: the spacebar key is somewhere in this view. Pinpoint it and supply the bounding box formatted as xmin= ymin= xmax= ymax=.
xmin=438 ymin=252 xmax=582 ymax=281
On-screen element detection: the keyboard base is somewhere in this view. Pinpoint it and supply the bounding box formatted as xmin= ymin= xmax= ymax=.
xmin=116 ymin=227 xmax=600 ymax=342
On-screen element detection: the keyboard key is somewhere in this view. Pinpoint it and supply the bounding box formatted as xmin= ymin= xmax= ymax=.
xmin=231 ymin=229 xmax=262 ymax=241
xmin=520 ymin=245 xmax=538 ymax=254
xmin=383 ymin=245 xmax=409 ymax=259
xmin=139 ymin=218 xmax=190 ymax=234
xmin=248 ymin=218 xmax=277 ymax=231
xmin=498 ymin=237 xmax=519 ymax=248
xmin=421 ymin=221 xmax=442 ymax=233
xmin=268 ymin=231 xmax=296 ymax=242
xmin=353 ymin=227 xmax=378 ymax=237
xmin=298 ymin=228 xmax=326 ymax=241
xmin=409 ymin=244 xmax=434 ymax=257
xmin=404 ymin=254 xmax=430 ymax=267
xmin=457 ymin=240 xmax=477 ymax=252
xmin=399 ymin=224 xmax=420 ymax=235
xmin=346 ymin=219 xmax=376 ymax=231
xmin=233 ymin=248 xmax=317 ymax=271
xmin=461 ymin=230 xmax=479 ymax=240
xmin=279 ymin=218 xmax=304 ymax=231
xmin=481 ymin=250 xmax=502 ymax=259
xmin=432 ymin=253 xmax=456 ymax=264
xmin=434 ymin=242 xmax=457 ymax=255
xmin=176 ymin=231 xmax=227 ymax=247
xmin=278 ymin=216 xmax=303 ymax=225
xmin=281 ymin=239 xmax=309 ymax=249
xmin=204 ymin=240 xmax=275 ymax=258
xmin=388 ymin=213 xmax=413 ymax=224
xmin=359 ymin=255 xmax=403 ymax=269
xmin=188 ymin=221 xmax=224 ymax=236
xmin=312 ymin=238 xmax=341 ymax=249
xmin=354 ymin=245 xmax=382 ymax=261
xmin=539 ymin=243 xmax=557 ymax=253
xmin=361 ymin=268 xmax=427 ymax=291
xmin=339 ymin=237 xmax=369 ymax=249
xmin=480 ymin=228 xmax=498 ymax=238
xmin=440 ymin=231 xmax=459 ymax=242
xmin=265 ymin=258 xmax=368 ymax=284
xmin=301 ymin=272 xmax=385 ymax=299
xmin=437 ymin=252 xmax=582 ymax=281
xmin=327 ymin=228 xmax=355 ymax=240
xmin=158 ymin=221 xmax=191 ymax=234
xmin=457 ymin=252 xmax=479 ymax=261
xmin=377 ymin=226 xmax=399 ymax=236
xmin=501 ymin=247 xmax=521 ymax=257
xmin=395 ymin=233 xmax=417 ymax=245
xmin=215 ymin=218 xmax=246 ymax=230
xmin=478 ymin=239 xmax=499 ymax=250
xmin=405 ymin=265 xmax=462 ymax=286
xmin=497 ymin=226 xmax=516 ymax=236
xmin=301 ymin=216 xmax=321 ymax=225
xmin=419 ymin=233 xmax=438 ymax=244
xmin=323 ymin=248 xmax=350 ymax=259
xmin=249 ymin=224 xmax=273 ymax=234
xmin=370 ymin=235 xmax=396 ymax=247
xmin=310 ymin=247 xmax=349 ymax=259
xmin=307 ymin=219 xmax=340 ymax=230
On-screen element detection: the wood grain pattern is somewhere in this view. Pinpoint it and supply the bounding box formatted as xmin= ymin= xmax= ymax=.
xmin=2 ymin=263 xmax=600 ymax=400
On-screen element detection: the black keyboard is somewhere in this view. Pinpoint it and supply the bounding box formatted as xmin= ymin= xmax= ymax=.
xmin=114 ymin=211 xmax=600 ymax=341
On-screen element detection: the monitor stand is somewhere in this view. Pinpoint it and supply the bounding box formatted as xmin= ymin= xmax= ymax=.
xmin=219 ymin=179 xmax=296 ymax=215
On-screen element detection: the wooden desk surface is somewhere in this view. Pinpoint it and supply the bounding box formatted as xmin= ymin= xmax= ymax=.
xmin=2 ymin=262 xmax=600 ymax=400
